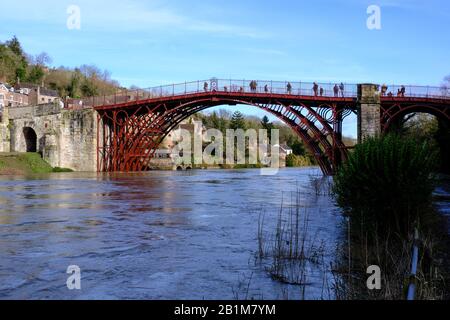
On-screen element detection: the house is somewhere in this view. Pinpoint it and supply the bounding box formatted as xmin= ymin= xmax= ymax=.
xmin=258 ymin=143 xmax=293 ymax=168
xmin=14 ymin=83 xmax=60 ymax=105
xmin=0 ymin=83 xmax=29 ymax=110
xmin=149 ymin=119 xmax=206 ymax=170
xmin=276 ymin=144 xmax=293 ymax=156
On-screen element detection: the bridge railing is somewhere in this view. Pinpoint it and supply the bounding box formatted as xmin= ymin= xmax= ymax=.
xmin=79 ymin=79 xmax=358 ymax=108
xmin=384 ymin=84 xmax=450 ymax=99
xmin=77 ymin=79 xmax=449 ymax=108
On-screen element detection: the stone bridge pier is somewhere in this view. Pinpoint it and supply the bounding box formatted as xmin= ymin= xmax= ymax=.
xmin=357 ymin=83 xmax=381 ymax=143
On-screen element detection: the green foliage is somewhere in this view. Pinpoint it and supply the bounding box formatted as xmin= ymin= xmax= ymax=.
xmin=285 ymin=154 xmax=314 ymax=167
xmin=261 ymin=115 xmax=273 ymax=131
xmin=0 ymin=36 xmax=121 ymax=97
xmin=6 ymin=36 xmax=25 ymax=58
xmin=0 ymin=153 xmax=74 ymax=175
xmin=27 ymin=65 xmax=45 ymax=84
xmin=0 ymin=42 xmax=27 ymax=83
xmin=230 ymin=111 xmax=246 ymax=130
xmin=52 ymin=167 xmax=74 ymax=172
xmin=333 ymin=134 xmax=438 ymax=235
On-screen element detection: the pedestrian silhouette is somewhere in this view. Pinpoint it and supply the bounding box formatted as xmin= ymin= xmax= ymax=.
xmin=204 ymin=82 xmax=208 ymax=92
xmin=320 ymin=87 xmax=324 ymax=96
xmin=287 ymin=82 xmax=292 ymax=94
xmin=339 ymin=82 xmax=345 ymax=97
xmin=381 ymin=84 xmax=388 ymax=96
xmin=333 ymin=84 xmax=339 ymax=97
xmin=313 ymin=82 xmax=319 ymax=96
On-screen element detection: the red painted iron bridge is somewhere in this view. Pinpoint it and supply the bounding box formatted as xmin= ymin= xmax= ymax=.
xmin=74 ymin=79 xmax=450 ymax=175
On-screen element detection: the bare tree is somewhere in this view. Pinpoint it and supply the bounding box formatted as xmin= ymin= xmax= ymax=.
xmin=35 ymin=52 xmax=52 ymax=66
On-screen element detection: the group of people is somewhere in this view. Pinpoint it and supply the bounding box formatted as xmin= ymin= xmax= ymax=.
xmin=202 ymin=80 xmax=349 ymax=97
xmin=312 ymin=82 xmax=345 ymax=97
xmin=381 ymin=84 xmax=406 ymax=97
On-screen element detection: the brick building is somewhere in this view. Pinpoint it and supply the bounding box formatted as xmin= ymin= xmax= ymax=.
xmin=0 ymin=83 xmax=29 ymax=110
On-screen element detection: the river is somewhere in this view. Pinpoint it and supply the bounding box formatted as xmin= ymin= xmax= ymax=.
xmin=0 ymin=168 xmax=448 ymax=300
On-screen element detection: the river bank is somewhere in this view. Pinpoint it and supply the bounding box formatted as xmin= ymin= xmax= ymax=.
xmin=0 ymin=153 xmax=72 ymax=175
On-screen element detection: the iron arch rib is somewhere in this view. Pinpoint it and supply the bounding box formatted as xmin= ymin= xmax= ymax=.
xmin=97 ymin=96 xmax=352 ymax=175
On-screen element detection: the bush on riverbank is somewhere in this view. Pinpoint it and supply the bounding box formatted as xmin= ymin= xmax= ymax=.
xmin=286 ymin=154 xmax=314 ymax=167
xmin=333 ymin=134 xmax=438 ymax=236
xmin=331 ymin=134 xmax=449 ymax=300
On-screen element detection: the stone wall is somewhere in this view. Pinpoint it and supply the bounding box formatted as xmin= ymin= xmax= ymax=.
xmin=0 ymin=107 xmax=11 ymax=152
xmin=357 ymin=84 xmax=381 ymax=143
xmin=5 ymin=104 xmax=97 ymax=171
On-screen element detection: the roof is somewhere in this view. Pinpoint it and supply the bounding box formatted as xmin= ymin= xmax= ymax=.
xmin=279 ymin=144 xmax=292 ymax=151
xmin=0 ymin=83 xmax=13 ymax=90
xmin=274 ymin=144 xmax=293 ymax=152
xmin=15 ymin=83 xmax=59 ymax=97
xmin=39 ymin=87 xmax=59 ymax=97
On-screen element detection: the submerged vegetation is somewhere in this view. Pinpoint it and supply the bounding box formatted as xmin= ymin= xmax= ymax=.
xmin=254 ymin=134 xmax=449 ymax=300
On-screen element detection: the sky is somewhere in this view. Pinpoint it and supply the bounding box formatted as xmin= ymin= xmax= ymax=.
xmin=1 ymin=0 xmax=449 ymax=137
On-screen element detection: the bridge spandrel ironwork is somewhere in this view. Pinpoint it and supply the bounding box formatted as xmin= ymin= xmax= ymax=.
xmin=75 ymin=79 xmax=449 ymax=174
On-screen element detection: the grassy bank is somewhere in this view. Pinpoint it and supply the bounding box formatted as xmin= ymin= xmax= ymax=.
xmin=0 ymin=153 xmax=73 ymax=175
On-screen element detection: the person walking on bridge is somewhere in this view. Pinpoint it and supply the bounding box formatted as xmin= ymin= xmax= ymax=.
xmin=264 ymin=84 xmax=269 ymax=93
xmin=204 ymin=82 xmax=209 ymax=92
xmin=400 ymin=85 xmax=406 ymax=97
xmin=333 ymin=84 xmax=339 ymax=97
xmin=287 ymin=82 xmax=292 ymax=94
xmin=339 ymin=82 xmax=345 ymax=97
xmin=320 ymin=87 xmax=324 ymax=96
xmin=313 ymin=82 xmax=319 ymax=96
xmin=252 ymin=81 xmax=258 ymax=92
xmin=381 ymin=84 xmax=388 ymax=96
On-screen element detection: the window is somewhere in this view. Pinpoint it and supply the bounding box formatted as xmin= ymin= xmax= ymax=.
xmin=0 ymin=94 xmax=4 ymax=99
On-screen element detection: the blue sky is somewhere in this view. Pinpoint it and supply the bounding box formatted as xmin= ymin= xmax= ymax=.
xmin=1 ymin=0 xmax=449 ymax=137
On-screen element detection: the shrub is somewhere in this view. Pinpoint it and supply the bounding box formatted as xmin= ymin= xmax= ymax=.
xmin=333 ymin=134 xmax=438 ymax=235
xmin=286 ymin=154 xmax=314 ymax=167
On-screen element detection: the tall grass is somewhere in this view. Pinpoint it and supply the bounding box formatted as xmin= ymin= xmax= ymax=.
xmin=257 ymin=192 xmax=326 ymax=293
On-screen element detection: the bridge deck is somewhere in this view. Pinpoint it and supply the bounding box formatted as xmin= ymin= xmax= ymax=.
xmin=74 ymin=79 xmax=449 ymax=111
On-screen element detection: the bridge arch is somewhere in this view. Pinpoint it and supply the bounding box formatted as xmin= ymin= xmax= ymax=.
xmin=381 ymin=103 xmax=450 ymax=133
xmin=97 ymin=97 xmax=351 ymax=175
xmin=23 ymin=127 xmax=37 ymax=153
xmin=381 ymin=103 xmax=450 ymax=174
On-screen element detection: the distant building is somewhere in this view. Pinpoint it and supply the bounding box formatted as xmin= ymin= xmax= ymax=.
xmin=275 ymin=144 xmax=293 ymax=156
xmin=14 ymin=83 xmax=60 ymax=105
xmin=149 ymin=119 xmax=206 ymax=170
xmin=0 ymin=83 xmax=29 ymax=110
